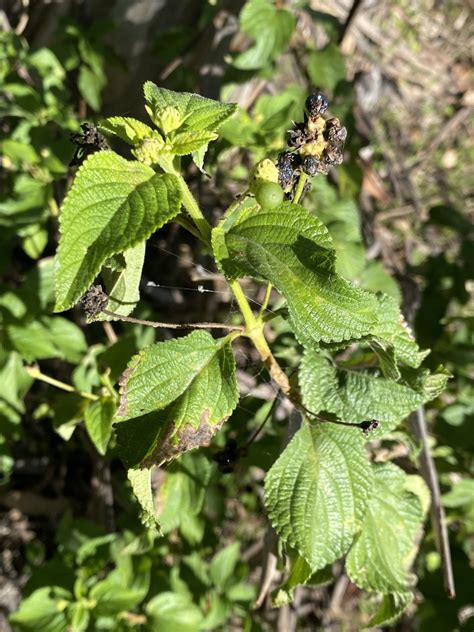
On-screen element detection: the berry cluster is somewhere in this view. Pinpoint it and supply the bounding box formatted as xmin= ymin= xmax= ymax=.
xmin=277 ymin=93 xmax=347 ymax=194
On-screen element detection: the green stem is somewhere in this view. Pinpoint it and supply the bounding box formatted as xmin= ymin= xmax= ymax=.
xmin=26 ymin=366 xmax=99 ymax=401
xmin=229 ymin=280 xmax=259 ymax=331
xmin=100 ymin=371 xmax=119 ymax=402
xmin=176 ymin=173 xmax=212 ymax=245
xmin=293 ymin=172 xmax=309 ymax=204
xmin=157 ymin=156 xmax=212 ymax=244
xmin=229 ymin=281 xmax=293 ymax=399
xmin=258 ymin=283 xmax=273 ymax=321
xmin=157 ymin=157 xmax=294 ymax=404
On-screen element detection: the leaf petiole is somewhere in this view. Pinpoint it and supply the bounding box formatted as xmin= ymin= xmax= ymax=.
xmin=26 ymin=366 xmax=100 ymax=401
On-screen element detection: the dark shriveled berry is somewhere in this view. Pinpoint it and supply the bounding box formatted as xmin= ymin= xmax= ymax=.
xmin=305 ymin=93 xmax=328 ymax=119
xmin=323 ymin=145 xmax=344 ymax=166
xmin=287 ymin=123 xmax=308 ymax=149
xmin=302 ymin=155 xmax=320 ymax=177
xmin=324 ymin=117 xmax=347 ymax=143
xmin=80 ymin=285 xmax=109 ymax=318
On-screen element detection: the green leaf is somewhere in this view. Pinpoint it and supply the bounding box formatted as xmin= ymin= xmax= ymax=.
xmin=6 ymin=316 xmax=87 ymax=363
xmin=371 ymin=294 xmax=429 ymax=368
xmin=54 ymin=151 xmax=182 ymax=311
xmin=66 ymin=603 xmax=89 ymax=632
xmin=307 ymin=43 xmax=346 ymax=91
xmin=213 ymin=202 xmax=378 ymax=344
xmin=78 ymin=64 xmax=106 ymax=111
xmin=143 ymin=82 xmax=237 ymax=137
xmin=146 ymin=592 xmax=203 ymax=632
xmin=116 ymin=330 xmax=238 ymax=465
xmin=273 ymin=554 xmax=332 ymax=606
xmin=300 ymin=349 xmax=448 ymax=438
xmin=96 ymin=241 xmax=145 ymax=320
xmin=368 ymin=591 xmax=414 ymax=627
xmin=265 ymin=420 xmax=372 ymax=572
xmin=209 ymin=541 xmax=241 ymax=589
xmin=156 ymin=452 xmax=211 ymax=533
xmin=234 ymin=0 xmax=296 ymax=70
xmin=346 ymin=462 xmax=426 ymax=593
xmin=359 ymin=261 xmax=402 ymax=302
xmin=2 ymin=139 xmax=40 ymax=165
xmin=0 ymin=352 xmax=32 ymax=425
xmin=168 ymin=130 xmax=217 ymax=156
xmin=9 ymin=587 xmax=71 ymax=632
xmin=90 ymin=557 xmax=151 ymax=616
xmin=84 ymin=398 xmax=115 ymax=455
xmin=127 ymin=468 xmax=160 ymax=530
xmin=99 ymin=116 xmax=157 ymax=145
xmin=442 ymin=478 xmax=474 ymax=508
xmin=22 ymin=224 xmax=48 ymax=259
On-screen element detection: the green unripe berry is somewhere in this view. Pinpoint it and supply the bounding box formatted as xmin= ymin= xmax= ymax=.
xmin=254 ymin=181 xmax=284 ymax=209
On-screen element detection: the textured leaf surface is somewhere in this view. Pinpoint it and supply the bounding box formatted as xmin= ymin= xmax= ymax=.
xmin=144 ymin=82 xmax=236 ymax=136
xmin=116 ymin=331 xmax=238 ymax=465
xmin=265 ymin=421 xmax=372 ymax=571
xmin=155 ymin=452 xmax=211 ymax=534
xmin=127 ymin=468 xmax=160 ymax=530
xmin=170 ymin=130 xmax=218 ymax=155
xmin=55 ymin=151 xmax=181 ymax=311
xmin=99 ymin=116 xmax=156 ymax=145
xmin=346 ymin=463 xmax=426 ymax=593
xmin=84 ymin=398 xmax=115 ymax=455
xmin=300 ymin=350 xmax=449 ymax=438
xmin=213 ymin=203 xmax=378 ymax=344
xmin=372 ymin=294 xmax=429 ymax=368
xmin=97 ymin=242 xmax=145 ymax=320
xmin=234 ymin=0 xmax=296 ymax=70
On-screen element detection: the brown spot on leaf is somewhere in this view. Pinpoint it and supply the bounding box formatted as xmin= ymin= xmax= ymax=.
xmin=142 ymin=414 xmax=229 ymax=468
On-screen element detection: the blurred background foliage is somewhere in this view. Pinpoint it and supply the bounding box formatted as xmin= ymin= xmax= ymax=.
xmin=0 ymin=0 xmax=472 ymax=630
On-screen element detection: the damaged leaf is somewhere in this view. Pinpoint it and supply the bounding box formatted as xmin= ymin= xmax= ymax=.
xmin=115 ymin=331 xmax=238 ymax=465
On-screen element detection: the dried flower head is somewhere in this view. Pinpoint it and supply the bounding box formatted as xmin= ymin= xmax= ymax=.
xmin=70 ymin=123 xmax=108 ymax=167
xmin=80 ymin=285 xmax=109 ymax=318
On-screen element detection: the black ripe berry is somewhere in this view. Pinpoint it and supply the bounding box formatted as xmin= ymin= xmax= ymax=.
xmin=305 ymin=93 xmax=328 ymax=119
xmin=277 ymin=151 xmax=299 ymax=189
